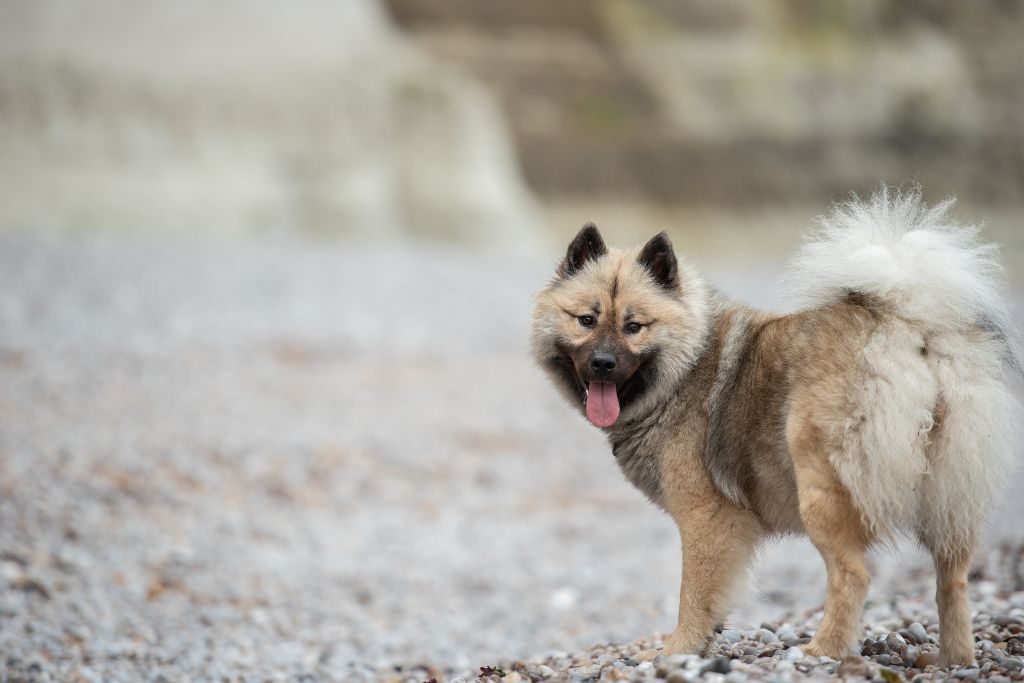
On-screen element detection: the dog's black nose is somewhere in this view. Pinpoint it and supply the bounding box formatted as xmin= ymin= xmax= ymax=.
xmin=590 ymin=352 xmax=617 ymax=377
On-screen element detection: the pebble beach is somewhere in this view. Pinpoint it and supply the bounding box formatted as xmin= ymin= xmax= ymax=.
xmin=1 ymin=235 xmax=1022 ymax=682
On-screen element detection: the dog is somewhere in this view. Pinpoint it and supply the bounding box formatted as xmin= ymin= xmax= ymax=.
xmin=530 ymin=187 xmax=1020 ymax=666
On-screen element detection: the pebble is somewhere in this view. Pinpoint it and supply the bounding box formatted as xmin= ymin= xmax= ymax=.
xmin=720 ymin=629 xmax=742 ymax=644
xmin=700 ymin=657 xmax=732 ymax=675
xmin=666 ymin=670 xmax=689 ymax=683
xmin=886 ymin=632 xmax=908 ymax=655
xmin=784 ymin=647 xmax=804 ymax=662
xmin=776 ymin=627 xmax=797 ymax=642
xmin=908 ymin=623 xmax=929 ymax=645
xmin=568 ymin=663 xmax=601 ymax=679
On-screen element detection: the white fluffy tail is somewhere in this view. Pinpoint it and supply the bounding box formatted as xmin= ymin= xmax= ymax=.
xmin=785 ymin=186 xmax=1020 ymax=370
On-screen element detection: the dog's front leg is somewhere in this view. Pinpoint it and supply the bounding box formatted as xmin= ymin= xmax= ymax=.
xmin=663 ymin=500 xmax=762 ymax=655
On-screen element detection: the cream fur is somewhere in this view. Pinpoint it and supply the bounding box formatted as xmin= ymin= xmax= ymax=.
xmin=786 ymin=187 xmax=1021 ymax=552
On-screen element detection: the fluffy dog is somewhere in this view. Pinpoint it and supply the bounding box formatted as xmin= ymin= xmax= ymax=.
xmin=530 ymin=187 xmax=1020 ymax=666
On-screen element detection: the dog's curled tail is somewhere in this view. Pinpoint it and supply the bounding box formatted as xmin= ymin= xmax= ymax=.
xmin=785 ymin=185 xmax=1020 ymax=372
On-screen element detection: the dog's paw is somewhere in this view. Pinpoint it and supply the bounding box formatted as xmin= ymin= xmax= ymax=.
xmin=938 ymin=650 xmax=976 ymax=669
xmin=631 ymin=648 xmax=662 ymax=662
xmin=802 ymin=639 xmax=849 ymax=660
xmin=662 ymin=632 xmax=712 ymax=657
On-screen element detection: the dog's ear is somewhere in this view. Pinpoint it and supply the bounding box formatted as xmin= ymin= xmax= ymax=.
xmin=558 ymin=223 xmax=607 ymax=277
xmin=637 ymin=231 xmax=678 ymax=290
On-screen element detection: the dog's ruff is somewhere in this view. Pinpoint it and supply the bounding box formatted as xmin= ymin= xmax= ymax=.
xmin=530 ymin=187 xmax=1020 ymax=667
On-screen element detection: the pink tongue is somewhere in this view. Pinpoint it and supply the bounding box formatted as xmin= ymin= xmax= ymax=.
xmin=586 ymin=381 xmax=620 ymax=428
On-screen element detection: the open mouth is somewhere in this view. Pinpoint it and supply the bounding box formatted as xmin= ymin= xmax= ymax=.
xmin=577 ymin=354 xmax=654 ymax=429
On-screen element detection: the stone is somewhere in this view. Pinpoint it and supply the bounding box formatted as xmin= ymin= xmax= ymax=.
xmin=666 ymin=669 xmax=688 ymax=683
xmin=567 ymin=663 xmax=601 ymax=680
xmin=776 ymin=627 xmax=797 ymax=642
xmin=886 ymin=633 xmax=908 ymax=655
xmin=719 ymin=630 xmax=742 ymax=645
xmin=700 ymin=657 xmax=732 ymax=675
xmin=914 ymin=651 xmax=940 ymax=668
xmin=998 ymin=656 xmax=1023 ymax=670
xmin=907 ymin=623 xmax=929 ymax=645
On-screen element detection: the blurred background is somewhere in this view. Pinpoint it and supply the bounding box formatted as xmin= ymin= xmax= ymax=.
xmin=1 ymin=1 xmax=1023 ymax=681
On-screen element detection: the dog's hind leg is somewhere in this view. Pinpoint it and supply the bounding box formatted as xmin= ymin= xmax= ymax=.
xmin=661 ymin=499 xmax=762 ymax=655
xmin=929 ymin=545 xmax=976 ymax=667
xmin=790 ymin=421 xmax=873 ymax=659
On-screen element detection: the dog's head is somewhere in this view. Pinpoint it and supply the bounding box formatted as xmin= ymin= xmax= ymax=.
xmin=530 ymin=224 xmax=710 ymax=428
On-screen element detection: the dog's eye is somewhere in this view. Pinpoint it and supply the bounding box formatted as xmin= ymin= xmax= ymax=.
xmin=624 ymin=322 xmax=642 ymax=334
xmin=578 ymin=315 xmax=596 ymax=328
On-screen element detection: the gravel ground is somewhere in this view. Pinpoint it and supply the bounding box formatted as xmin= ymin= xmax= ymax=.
xmin=1 ymin=234 xmax=1022 ymax=682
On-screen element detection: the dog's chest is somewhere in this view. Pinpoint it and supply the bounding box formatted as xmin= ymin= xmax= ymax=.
xmin=611 ymin=432 xmax=664 ymax=507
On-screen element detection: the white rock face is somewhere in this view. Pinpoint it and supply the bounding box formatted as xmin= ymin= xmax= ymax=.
xmin=0 ymin=0 xmax=541 ymax=249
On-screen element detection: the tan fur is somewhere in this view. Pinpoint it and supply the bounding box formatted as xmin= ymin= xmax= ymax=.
xmin=531 ymin=220 xmax=1019 ymax=667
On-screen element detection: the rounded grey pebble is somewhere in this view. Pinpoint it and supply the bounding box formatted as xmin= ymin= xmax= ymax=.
xmin=908 ymin=623 xmax=929 ymax=645
xmin=1000 ymin=656 xmax=1024 ymax=670
xmin=568 ymin=663 xmax=601 ymax=679
xmin=719 ymin=629 xmax=742 ymax=644
xmin=873 ymin=654 xmax=891 ymax=665
xmin=776 ymin=627 xmax=797 ymax=642
xmin=666 ymin=669 xmax=688 ymax=683
xmin=700 ymin=657 xmax=732 ymax=675
xmin=666 ymin=654 xmax=692 ymax=668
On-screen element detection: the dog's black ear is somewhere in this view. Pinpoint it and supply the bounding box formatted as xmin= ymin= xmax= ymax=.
xmin=558 ymin=223 xmax=607 ymax=277
xmin=637 ymin=231 xmax=678 ymax=290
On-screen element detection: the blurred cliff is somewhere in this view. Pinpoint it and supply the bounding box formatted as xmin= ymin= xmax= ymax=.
xmin=0 ymin=0 xmax=540 ymax=248
xmin=1 ymin=0 xmax=1022 ymax=255
xmin=386 ymin=0 xmax=1024 ymax=207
